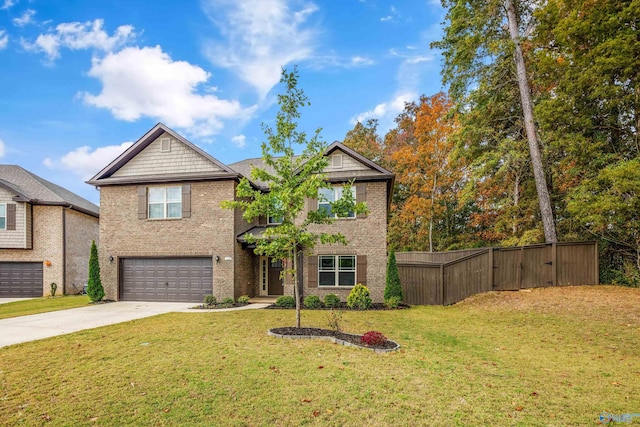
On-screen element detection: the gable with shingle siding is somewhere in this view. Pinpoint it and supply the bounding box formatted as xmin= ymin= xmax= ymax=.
xmin=112 ymin=132 xmax=224 ymax=178
xmin=0 ymin=187 xmax=28 ymax=249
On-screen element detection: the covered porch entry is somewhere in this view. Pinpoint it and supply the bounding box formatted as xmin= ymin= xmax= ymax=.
xmin=259 ymin=256 xmax=284 ymax=296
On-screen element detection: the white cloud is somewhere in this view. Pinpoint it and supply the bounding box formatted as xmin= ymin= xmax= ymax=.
xmin=12 ymin=8 xmax=35 ymax=27
xmin=350 ymin=56 xmax=374 ymax=67
xmin=0 ymin=139 xmax=5 ymax=158
xmin=81 ymin=45 xmax=256 ymax=137
xmin=351 ymin=92 xmax=415 ymax=125
xmin=44 ymin=142 xmax=133 ymax=180
xmin=202 ymin=0 xmax=320 ymax=98
xmin=0 ymin=0 xmax=15 ymax=10
xmin=231 ymin=134 xmax=246 ymax=148
xmin=0 ymin=30 xmax=8 ymax=50
xmin=23 ymin=19 xmax=135 ymax=61
xmin=380 ymin=5 xmax=400 ymax=22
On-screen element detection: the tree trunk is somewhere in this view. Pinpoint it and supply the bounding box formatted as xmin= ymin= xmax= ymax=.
xmin=504 ymin=0 xmax=558 ymax=243
xmin=429 ymin=171 xmax=438 ymax=252
xmin=293 ymin=246 xmax=301 ymax=328
xmin=513 ymin=174 xmax=520 ymax=235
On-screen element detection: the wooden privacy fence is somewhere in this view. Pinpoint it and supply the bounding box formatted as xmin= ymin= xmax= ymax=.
xmin=396 ymin=241 xmax=599 ymax=305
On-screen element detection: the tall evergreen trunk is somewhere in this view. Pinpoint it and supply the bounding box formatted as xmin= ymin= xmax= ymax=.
xmin=504 ymin=0 xmax=558 ymax=243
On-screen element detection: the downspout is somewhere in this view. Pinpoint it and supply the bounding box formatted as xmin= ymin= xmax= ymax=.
xmin=62 ymin=207 xmax=67 ymax=295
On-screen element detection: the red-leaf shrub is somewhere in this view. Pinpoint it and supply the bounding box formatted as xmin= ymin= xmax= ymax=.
xmin=361 ymin=331 xmax=387 ymax=346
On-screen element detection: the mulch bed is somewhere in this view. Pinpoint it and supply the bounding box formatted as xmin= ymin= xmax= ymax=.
xmin=191 ymin=303 xmax=250 ymax=310
xmin=265 ymin=303 xmax=410 ymax=310
xmin=269 ymin=326 xmax=400 ymax=351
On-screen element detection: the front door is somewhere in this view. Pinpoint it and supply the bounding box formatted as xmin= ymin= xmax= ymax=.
xmin=268 ymin=258 xmax=284 ymax=296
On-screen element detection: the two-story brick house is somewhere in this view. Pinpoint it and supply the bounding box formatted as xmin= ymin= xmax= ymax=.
xmin=88 ymin=123 xmax=393 ymax=303
xmin=0 ymin=165 xmax=99 ymax=297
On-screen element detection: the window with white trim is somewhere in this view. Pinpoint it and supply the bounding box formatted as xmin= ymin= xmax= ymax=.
xmin=148 ymin=186 xmax=182 ymax=219
xmin=0 ymin=203 xmax=5 ymax=230
xmin=318 ymin=186 xmax=355 ymax=218
xmin=318 ymin=255 xmax=356 ymax=287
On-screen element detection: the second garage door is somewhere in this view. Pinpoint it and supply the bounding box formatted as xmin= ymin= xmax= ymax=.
xmin=0 ymin=262 xmax=43 ymax=298
xmin=121 ymin=258 xmax=213 ymax=302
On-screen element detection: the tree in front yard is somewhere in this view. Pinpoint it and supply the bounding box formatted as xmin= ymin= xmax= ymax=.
xmin=87 ymin=240 xmax=104 ymax=302
xmin=222 ymin=66 xmax=366 ymax=328
xmin=384 ymin=249 xmax=403 ymax=302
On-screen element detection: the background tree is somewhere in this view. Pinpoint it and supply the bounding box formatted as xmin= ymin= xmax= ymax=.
xmin=87 ymin=240 xmax=104 ymax=302
xmin=567 ymin=159 xmax=640 ymax=286
xmin=387 ymin=93 xmax=469 ymax=251
xmin=433 ymin=0 xmax=557 ymax=243
xmin=342 ymin=118 xmax=384 ymax=165
xmin=222 ymin=67 xmax=366 ymax=328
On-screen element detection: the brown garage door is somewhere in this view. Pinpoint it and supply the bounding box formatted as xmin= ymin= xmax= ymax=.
xmin=120 ymin=258 xmax=213 ymax=302
xmin=0 ymin=262 xmax=43 ymax=297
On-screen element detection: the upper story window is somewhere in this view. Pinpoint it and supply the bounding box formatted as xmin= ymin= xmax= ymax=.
xmin=268 ymin=214 xmax=283 ymax=225
xmin=148 ymin=186 xmax=182 ymax=219
xmin=0 ymin=203 xmax=5 ymax=230
xmin=318 ymin=186 xmax=355 ymax=218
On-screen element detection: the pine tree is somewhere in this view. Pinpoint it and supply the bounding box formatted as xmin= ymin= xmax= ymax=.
xmin=87 ymin=240 xmax=104 ymax=302
xmin=384 ymin=249 xmax=403 ymax=302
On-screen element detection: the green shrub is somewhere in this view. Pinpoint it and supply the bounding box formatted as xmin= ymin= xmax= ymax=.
xmin=276 ymin=295 xmax=295 ymax=308
xmin=303 ymin=295 xmax=323 ymax=309
xmin=346 ymin=284 xmax=372 ymax=310
xmin=384 ymin=296 xmax=402 ymax=309
xmin=204 ymin=295 xmax=217 ymax=306
xmin=50 ymin=282 xmax=57 ymax=297
xmin=87 ymin=240 xmax=104 ymax=302
xmin=221 ymin=297 xmax=235 ymax=307
xmin=384 ymin=249 xmax=403 ymax=302
xmin=324 ymin=294 xmax=341 ymax=308
xmin=237 ymin=295 xmax=250 ymax=305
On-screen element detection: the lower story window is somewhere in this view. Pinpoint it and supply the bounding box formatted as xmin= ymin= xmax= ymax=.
xmin=319 ymin=255 xmax=356 ymax=287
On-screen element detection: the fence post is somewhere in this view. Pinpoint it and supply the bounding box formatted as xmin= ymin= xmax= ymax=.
xmin=517 ymin=247 xmax=523 ymax=289
xmin=551 ymin=242 xmax=557 ymax=286
xmin=594 ymin=241 xmax=600 ymax=284
xmin=488 ymin=247 xmax=494 ymax=290
xmin=439 ymin=264 xmax=444 ymax=306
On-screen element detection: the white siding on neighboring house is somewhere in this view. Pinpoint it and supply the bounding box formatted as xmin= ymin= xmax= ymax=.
xmin=113 ymin=132 xmax=224 ymax=178
xmin=0 ymin=188 xmax=28 ymax=249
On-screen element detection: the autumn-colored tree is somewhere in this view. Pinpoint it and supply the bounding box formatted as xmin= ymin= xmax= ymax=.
xmin=388 ymin=93 xmax=466 ymax=252
xmin=342 ymin=119 xmax=384 ymax=165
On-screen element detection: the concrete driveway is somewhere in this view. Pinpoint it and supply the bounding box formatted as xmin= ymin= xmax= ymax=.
xmin=0 ymin=298 xmax=34 ymax=305
xmin=0 ymin=301 xmax=268 ymax=348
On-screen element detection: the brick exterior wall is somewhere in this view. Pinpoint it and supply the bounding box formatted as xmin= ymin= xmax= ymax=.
xmin=280 ymin=181 xmax=389 ymax=302
xmin=0 ymin=205 xmax=98 ymax=296
xmin=234 ymin=203 xmax=257 ymax=298
xmin=99 ymin=180 xmax=252 ymax=301
xmin=64 ymin=208 xmax=99 ymax=295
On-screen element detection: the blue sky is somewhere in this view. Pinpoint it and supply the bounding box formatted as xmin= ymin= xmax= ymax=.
xmin=0 ymin=0 xmax=445 ymax=204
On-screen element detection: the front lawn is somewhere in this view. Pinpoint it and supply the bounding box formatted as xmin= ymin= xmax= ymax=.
xmin=0 ymin=286 xmax=638 ymax=426
xmin=0 ymin=295 xmax=90 ymax=320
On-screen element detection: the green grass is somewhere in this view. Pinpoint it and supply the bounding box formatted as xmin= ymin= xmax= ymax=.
xmin=0 ymin=286 xmax=638 ymax=426
xmin=0 ymin=295 xmax=90 ymax=320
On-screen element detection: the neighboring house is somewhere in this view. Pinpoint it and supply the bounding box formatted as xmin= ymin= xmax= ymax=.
xmin=88 ymin=123 xmax=394 ymax=303
xmin=0 ymin=165 xmax=100 ymax=297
